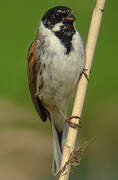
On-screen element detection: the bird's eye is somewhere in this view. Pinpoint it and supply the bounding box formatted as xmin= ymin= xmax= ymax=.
xmin=56 ymin=13 xmax=60 ymax=18
xmin=62 ymin=12 xmax=66 ymax=17
xmin=55 ymin=13 xmax=62 ymax=20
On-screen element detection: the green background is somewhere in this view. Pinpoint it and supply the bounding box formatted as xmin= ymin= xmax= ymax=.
xmin=0 ymin=0 xmax=118 ymax=179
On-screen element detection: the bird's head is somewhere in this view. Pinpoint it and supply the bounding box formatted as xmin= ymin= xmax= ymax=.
xmin=42 ymin=6 xmax=76 ymax=33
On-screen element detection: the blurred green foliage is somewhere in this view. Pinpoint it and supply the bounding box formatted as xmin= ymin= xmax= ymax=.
xmin=0 ymin=0 xmax=117 ymax=106
xmin=0 ymin=0 xmax=118 ymax=180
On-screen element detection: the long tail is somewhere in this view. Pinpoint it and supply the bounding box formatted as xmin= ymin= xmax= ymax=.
xmin=50 ymin=112 xmax=68 ymax=176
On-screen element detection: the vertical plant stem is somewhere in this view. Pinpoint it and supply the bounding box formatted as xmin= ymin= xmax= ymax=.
xmin=58 ymin=0 xmax=106 ymax=179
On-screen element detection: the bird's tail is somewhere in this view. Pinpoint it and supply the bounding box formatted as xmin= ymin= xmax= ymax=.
xmin=50 ymin=112 xmax=68 ymax=176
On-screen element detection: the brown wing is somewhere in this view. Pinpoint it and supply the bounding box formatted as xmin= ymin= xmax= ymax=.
xmin=27 ymin=40 xmax=49 ymax=122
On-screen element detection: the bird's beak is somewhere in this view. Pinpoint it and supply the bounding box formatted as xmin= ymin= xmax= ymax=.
xmin=63 ymin=14 xmax=76 ymax=23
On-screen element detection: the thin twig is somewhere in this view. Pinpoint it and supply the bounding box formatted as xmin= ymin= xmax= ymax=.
xmin=58 ymin=0 xmax=106 ymax=179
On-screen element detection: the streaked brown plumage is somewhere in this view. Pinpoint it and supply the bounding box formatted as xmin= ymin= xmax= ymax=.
xmin=27 ymin=41 xmax=50 ymax=122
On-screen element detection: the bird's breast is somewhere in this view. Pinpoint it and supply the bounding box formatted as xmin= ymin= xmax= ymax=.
xmin=36 ymin=28 xmax=86 ymax=107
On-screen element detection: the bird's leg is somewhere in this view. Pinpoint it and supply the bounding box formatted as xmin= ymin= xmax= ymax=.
xmin=82 ymin=68 xmax=89 ymax=81
xmin=58 ymin=110 xmax=81 ymax=128
xmin=58 ymin=110 xmax=67 ymax=120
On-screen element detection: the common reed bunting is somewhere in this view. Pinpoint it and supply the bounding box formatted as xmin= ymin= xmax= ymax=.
xmin=27 ymin=6 xmax=86 ymax=175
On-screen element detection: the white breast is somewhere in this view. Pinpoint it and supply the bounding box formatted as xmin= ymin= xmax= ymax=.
xmin=37 ymin=23 xmax=86 ymax=107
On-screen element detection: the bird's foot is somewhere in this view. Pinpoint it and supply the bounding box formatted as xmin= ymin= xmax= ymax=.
xmin=82 ymin=68 xmax=89 ymax=81
xmin=58 ymin=110 xmax=81 ymax=128
xmin=65 ymin=116 xmax=81 ymax=128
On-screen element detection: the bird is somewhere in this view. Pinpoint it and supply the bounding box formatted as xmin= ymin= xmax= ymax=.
xmin=27 ymin=6 xmax=86 ymax=176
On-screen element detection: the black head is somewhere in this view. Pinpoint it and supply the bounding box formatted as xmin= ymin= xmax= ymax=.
xmin=42 ymin=6 xmax=76 ymax=54
xmin=42 ymin=6 xmax=76 ymax=29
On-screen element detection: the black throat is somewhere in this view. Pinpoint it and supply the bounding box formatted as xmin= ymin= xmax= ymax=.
xmin=54 ymin=23 xmax=76 ymax=55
